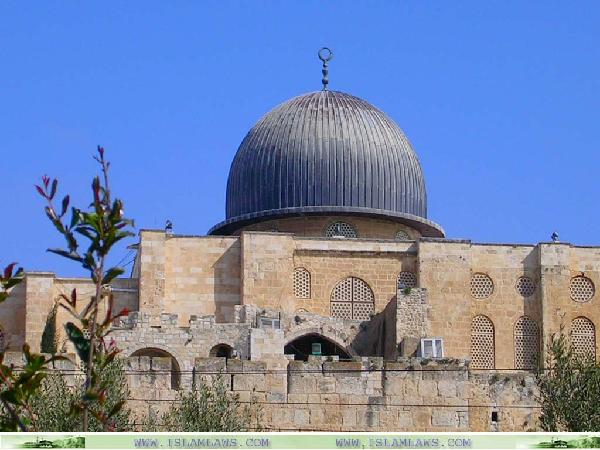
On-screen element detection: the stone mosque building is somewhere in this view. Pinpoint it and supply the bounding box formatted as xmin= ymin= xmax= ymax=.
xmin=4 ymin=49 xmax=599 ymax=431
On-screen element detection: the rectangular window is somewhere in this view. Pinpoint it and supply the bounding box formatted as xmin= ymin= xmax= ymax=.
xmin=259 ymin=317 xmax=280 ymax=329
xmin=419 ymin=338 xmax=444 ymax=358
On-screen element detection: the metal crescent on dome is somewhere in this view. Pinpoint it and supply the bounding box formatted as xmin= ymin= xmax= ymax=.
xmin=318 ymin=47 xmax=333 ymax=62
xmin=318 ymin=47 xmax=333 ymax=90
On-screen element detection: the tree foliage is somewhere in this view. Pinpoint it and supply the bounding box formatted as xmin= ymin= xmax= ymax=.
xmin=536 ymin=332 xmax=600 ymax=431
xmin=30 ymin=358 xmax=131 ymax=432
xmin=155 ymin=376 xmax=260 ymax=432
xmin=37 ymin=146 xmax=134 ymax=430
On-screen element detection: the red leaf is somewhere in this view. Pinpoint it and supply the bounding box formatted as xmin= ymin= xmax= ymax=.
xmin=97 ymin=146 xmax=104 ymax=158
xmin=35 ymin=185 xmax=47 ymax=198
xmin=42 ymin=175 xmax=50 ymax=188
xmin=116 ymin=308 xmax=129 ymax=318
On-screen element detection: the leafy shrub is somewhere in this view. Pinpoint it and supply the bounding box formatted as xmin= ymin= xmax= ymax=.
xmin=536 ymin=332 xmax=600 ymax=431
xmin=156 ymin=376 xmax=260 ymax=432
xmin=30 ymin=358 xmax=131 ymax=432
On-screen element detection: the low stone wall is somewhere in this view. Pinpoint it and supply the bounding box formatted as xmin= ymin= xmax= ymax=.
xmin=2 ymin=351 xmax=539 ymax=431
xmin=125 ymin=356 xmax=539 ymax=432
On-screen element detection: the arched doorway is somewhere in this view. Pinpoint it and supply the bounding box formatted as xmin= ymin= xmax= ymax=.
xmin=209 ymin=344 xmax=233 ymax=358
xmin=131 ymin=347 xmax=181 ymax=389
xmin=284 ymin=333 xmax=352 ymax=361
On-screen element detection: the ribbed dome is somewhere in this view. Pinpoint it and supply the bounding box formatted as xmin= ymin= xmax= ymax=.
xmin=209 ymin=90 xmax=443 ymax=237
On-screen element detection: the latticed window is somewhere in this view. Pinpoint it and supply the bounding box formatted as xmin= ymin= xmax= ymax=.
xmin=514 ymin=316 xmax=539 ymax=370
xmin=470 ymin=315 xmax=495 ymax=369
xmin=293 ymin=268 xmax=311 ymax=299
xmin=570 ymin=276 xmax=595 ymax=303
xmin=471 ymin=273 xmax=494 ymax=299
xmin=397 ymin=271 xmax=417 ymax=289
xmin=515 ymin=276 xmax=535 ymax=298
xmin=395 ymin=230 xmax=410 ymax=241
xmin=331 ymin=277 xmax=374 ymax=321
xmin=324 ymin=221 xmax=357 ymax=238
xmin=571 ymin=317 xmax=596 ymax=359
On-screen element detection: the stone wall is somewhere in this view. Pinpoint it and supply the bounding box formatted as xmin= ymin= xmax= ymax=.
xmin=235 ymin=215 xmax=420 ymax=241
xmin=396 ymin=287 xmax=430 ymax=356
xmin=125 ymin=355 xmax=539 ymax=432
xmin=138 ymin=231 xmax=241 ymax=324
xmin=0 ymin=273 xmax=138 ymax=353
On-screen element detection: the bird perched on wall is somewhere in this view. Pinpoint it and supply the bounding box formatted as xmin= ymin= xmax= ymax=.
xmin=165 ymin=219 xmax=173 ymax=235
xmin=551 ymin=231 xmax=559 ymax=243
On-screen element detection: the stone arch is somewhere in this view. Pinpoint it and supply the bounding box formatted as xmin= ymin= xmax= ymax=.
xmin=130 ymin=347 xmax=182 ymax=390
xmin=284 ymin=327 xmax=357 ymax=358
xmin=209 ymin=343 xmax=234 ymax=358
xmin=284 ymin=332 xmax=353 ymax=361
xmin=330 ymin=276 xmax=375 ymax=321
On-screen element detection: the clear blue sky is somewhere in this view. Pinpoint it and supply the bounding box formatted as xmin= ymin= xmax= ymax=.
xmin=2 ymin=2 xmax=600 ymax=276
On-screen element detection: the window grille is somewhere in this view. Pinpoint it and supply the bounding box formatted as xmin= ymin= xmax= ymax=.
xmin=325 ymin=221 xmax=357 ymax=238
xmin=470 ymin=315 xmax=495 ymax=369
xmin=397 ymin=271 xmax=417 ymax=289
xmin=293 ymin=268 xmax=311 ymax=299
xmin=515 ymin=276 xmax=535 ymax=298
xmin=570 ymin=276 xmax=595 ymax=303
xmin=331 ymin=277 xmax=374 ymax=321
xmin=395 ymin=230 xmax=410 ymax=241
xmin=471 ymin=273 xmax=494 ymax=299
xmin=571 ymin=317 xmax=595 ymax=359
xmin=514 ymin=316 xmax=539 ymax=370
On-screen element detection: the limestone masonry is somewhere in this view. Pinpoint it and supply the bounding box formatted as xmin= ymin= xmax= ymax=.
xmin=3 ymin=61 xmax=596 ymax=431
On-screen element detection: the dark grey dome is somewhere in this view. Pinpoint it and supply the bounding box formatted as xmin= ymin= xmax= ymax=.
xmin=209 ymin=90 xmax=443 ymax=237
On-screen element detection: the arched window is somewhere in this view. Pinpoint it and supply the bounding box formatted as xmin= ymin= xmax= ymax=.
xmin=514 ymin=316 xmax=539 ymax=370
xmin=397 ymin=271 xmax=417 ymax=289
xmin=571 ymin=317 xmax=596 ymax=360
xmin=331 ymin=277 xmax=374 ymax=321
xmin=293 ymin=268 xmax=311 ymax=299
xmin=470 ymin=316 xmax=495 ymax=369
xmin=324 ymin=221 xmax=357 ymax=238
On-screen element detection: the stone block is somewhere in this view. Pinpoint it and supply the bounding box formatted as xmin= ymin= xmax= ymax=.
xmin=232 ymin=373 xmax=266 ymax=391
xmin=294 ymin=409 xmax=310 ymax=426
xmin=431 ymin=409 xmax=459 ymax=428
xmin=194 ymin=357 xmax=226 ymax=373
xmin=336 ymin=376 xmax=365 ymax=394
xmin=437 ymin=380 xmax=457 ymax=398
xmin=323 ymin=361 xmax=362 ymax=377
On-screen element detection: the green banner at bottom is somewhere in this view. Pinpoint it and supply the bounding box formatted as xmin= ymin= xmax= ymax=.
xmin=0 ymin=433 xmax=598 ymax=449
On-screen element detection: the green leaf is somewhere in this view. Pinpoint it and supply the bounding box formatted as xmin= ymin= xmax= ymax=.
xmin=102 ymin=267 xmax=124 ymax=285
xmin=108 ymin=400 xmax=126 ymax=418
xmin=47 ymin=248 xmax=83 ymax=263
xmin=65 ymin=322 xmax=90 ymax=362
